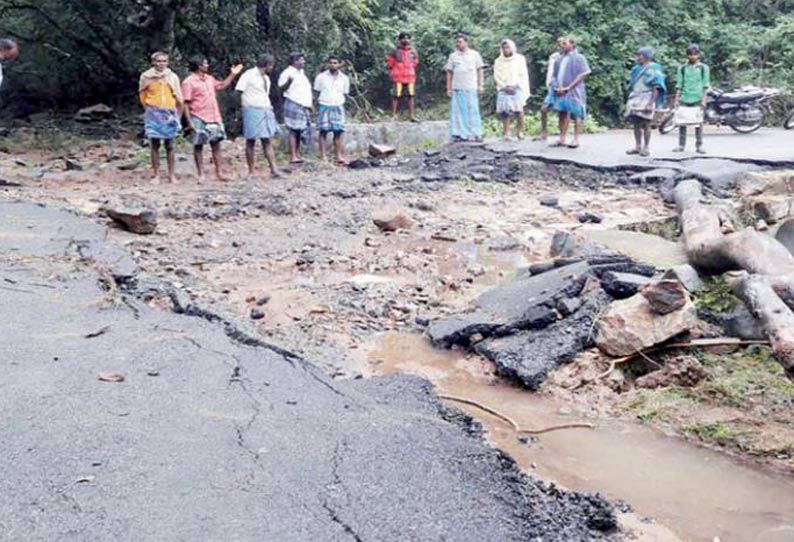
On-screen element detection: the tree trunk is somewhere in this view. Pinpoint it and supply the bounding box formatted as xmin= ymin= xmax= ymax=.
xmin=727 ymin=272 xmax=794 ymax=378
xmin=675 ymin=179 xmax=794 ymax=275
xmin=675 ymin=179 xmax=794 ymax=376
xmin=256 ymin=0 xmax=274 ymax=51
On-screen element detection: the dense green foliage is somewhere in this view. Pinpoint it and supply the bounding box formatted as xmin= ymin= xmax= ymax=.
xmin=2 ymin=0 xmax=794 ymax=121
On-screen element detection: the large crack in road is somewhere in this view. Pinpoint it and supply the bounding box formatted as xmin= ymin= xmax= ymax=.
xmin=0 ymin=200 xmax=619 ymax=541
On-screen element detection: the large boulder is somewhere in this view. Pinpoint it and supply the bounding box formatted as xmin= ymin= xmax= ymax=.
xmin=596 ymin=293 xmax=698 ymax=357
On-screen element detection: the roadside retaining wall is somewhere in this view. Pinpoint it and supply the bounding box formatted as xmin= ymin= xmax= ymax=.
xmin=274 ymin=120 xmax=449 ymax=153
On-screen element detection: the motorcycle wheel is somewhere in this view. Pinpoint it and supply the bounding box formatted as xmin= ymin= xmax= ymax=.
xmin=785 ymin=110 xmax=794 ymax=130
xmin=729 ymin=118 xmax=763 ymax=134
xmin=658 ymin=112 xmax=676 ymax=135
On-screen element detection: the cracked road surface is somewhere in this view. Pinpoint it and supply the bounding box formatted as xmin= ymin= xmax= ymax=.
xmin=0 ymin=201 xmax=616 ymax=541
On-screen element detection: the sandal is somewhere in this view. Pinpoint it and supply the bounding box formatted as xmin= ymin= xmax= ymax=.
xmin=626 ymin=148 xmax=640 ymax=155
xmin=567 ymin=143 xmax=580 ymax=149
xmin=549 ymin=141 xmax=567 ymax=148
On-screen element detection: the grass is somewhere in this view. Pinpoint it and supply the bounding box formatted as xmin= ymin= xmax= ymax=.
xmin=683 ymin=421 xmax=752 ymax=447
xmin=623 ymin=386 xmax=697 ymax=424
xmin=693 ymin=347 xmax=794 ymax=409
xmin=694 ymin=277 xmax=741 ymax=313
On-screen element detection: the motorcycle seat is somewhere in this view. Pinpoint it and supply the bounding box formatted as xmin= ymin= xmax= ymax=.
xmin=718 ymin=91 xmax=765 ymax=103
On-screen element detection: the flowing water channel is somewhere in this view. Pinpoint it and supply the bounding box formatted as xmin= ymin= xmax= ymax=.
xmin=364 ymin=332 xmax=794 ymax=542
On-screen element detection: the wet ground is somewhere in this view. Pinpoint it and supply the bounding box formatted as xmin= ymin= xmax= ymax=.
xmin=365 ymin=332 xmax=794 ymax=542
xmin=2 ymin=132 xmax=794 ymax=541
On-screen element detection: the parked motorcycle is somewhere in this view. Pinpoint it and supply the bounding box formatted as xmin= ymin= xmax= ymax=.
xmin=659 ymin=85 xmax=780 ymax=135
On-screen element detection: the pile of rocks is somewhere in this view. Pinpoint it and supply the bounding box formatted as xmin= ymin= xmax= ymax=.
xmin=428 ymin=252 xmax=677 ymax=389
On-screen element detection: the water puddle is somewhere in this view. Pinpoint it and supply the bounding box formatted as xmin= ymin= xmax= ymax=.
xmin=365 ymin=332 xmax=794 ymax=542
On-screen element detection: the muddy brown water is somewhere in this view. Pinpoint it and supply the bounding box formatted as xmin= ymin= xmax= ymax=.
xmin=364 ymin=332 xmax=794 ymax=542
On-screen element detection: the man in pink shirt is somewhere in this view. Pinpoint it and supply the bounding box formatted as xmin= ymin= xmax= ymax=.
xmin=182 ymin=56 xmax=243 ymax=182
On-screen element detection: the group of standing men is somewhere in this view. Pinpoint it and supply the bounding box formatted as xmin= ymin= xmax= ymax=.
xmin=132 ymin=32 xmax=712 ymax=182
xmin=443 ymin=34 xmax=591 ymax=148
xmin=138 ymin=51 xmax=352 ymax=183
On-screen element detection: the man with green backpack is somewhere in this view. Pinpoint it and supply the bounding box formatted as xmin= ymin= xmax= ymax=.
xmin=673 ymin=44 xmax=710 ymax=154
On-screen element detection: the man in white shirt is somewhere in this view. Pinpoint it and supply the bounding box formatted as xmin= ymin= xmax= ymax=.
xmin=236 ymin=53 xmax=281 ymax=180
xmin=444 ymin=33 xmax=484 ymax=142
xmin=278 ymin=52 xmax=313 ymax=164
xmin=313 ymin=55 xmax=350 ymax=164
xmin=0 ymin=39 xmax=19 ymax=90
xmin=537 ymin=37 xmax=565 ymax=141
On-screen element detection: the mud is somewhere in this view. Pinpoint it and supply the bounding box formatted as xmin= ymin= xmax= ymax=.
xmin=364 ymin=332 xmax=794 ymax=542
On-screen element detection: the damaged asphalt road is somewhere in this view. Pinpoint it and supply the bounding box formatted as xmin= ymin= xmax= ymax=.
xmin=0 ymin=201 xmax=617 ymax=541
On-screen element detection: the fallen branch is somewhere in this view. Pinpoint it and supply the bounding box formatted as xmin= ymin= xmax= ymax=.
xmin=675 ymin=179 xmax=794 ymax=275
xmin=675 ymin=179 xmax=794 ymax=374
xmin=437 ymin=393 xmax=595 ymax=435
xmin=726 ymin=271 xmax=794 ymax=378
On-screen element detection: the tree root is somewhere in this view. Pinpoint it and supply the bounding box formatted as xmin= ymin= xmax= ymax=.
xmin=437 ymin=393 xmax=595 ymax=435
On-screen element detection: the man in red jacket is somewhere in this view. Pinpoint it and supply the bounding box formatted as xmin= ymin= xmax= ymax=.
xmin=386 ymin=32 xmax=419 ymax=122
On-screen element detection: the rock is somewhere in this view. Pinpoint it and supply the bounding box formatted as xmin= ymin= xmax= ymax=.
xmin=373 ymin=214 xmax=413 ymax=232
xmin=250 ymin=308 xmax=266 ymax=320
xmin=630 ymin=168 xmax=678 ymax=185
xmin=581 ymin=229 xmax=688 ymax=269
xmin=0 ymin=178 xmax=22 ymax=187
xmin=746 ymin=195 xmax=794 ymax=224
xmin=640 ymin=280 xmax=688 ymax=315
xmin=636 ymin=355 xmax=707 ymax=389
xmin=755 ymin=219 xmax=769 ymax=231
xmin=369 ymin=143 xmax=396 ymax=157
xmin=427 ymin=313 xmax=504 ymax=349
xmin=256 ymin=295 xmax=271 ymax=306
xmin=529 ymin=261 xmax=556 ymax=276
xmin=116 ymin=160 xmax=141 ymax=171
xmin=470 ymin=172 xmax=490 ymax=182
xmin=550 ymin=231 xmax=576 ymax=258
xmin=601 ymin=272 xmax=654 ymax=299
xmin=75 ymin=103 xmax=114 ymax=121
xmin=596 ymin=294 xmax=697 ymax=357
xmin=476 ymin=290 xmax=611 ymax=390
xmin=663 ymin=265 xmax=704 ymax=293
xmin=775 ymin=218 xmax=794 ymax=257
xmin=347 ymin=158 xmax=370 ymax=169
xmin=711 ymin=304 xmax=766 ymax=340
xmin=485 ymin=236 xmax=522 ymax=252
xmin=424 ymin=149 xmax=441 ymax=158
xmin=64 ymin=158 xmax=83 ymax=171
xmin=557 ymin=297 xmax=582 ymax=317
xmin=578 ymin=212 xmax=603 ymax=224
xmin=421 ymin=173 xmax=442 ymax=182
xmin=540 ymin=196 xmax=559 ymax=207
xmin=106 ymin=207 xmax=157 ymax=235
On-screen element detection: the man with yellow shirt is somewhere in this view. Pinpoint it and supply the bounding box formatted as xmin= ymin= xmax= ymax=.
xmin=139 ymin=52 xmax=183 ymax=183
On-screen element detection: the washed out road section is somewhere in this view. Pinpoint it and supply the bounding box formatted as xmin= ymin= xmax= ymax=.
xmin=0 ymin=201 xmax=616 ymax=542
